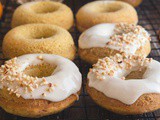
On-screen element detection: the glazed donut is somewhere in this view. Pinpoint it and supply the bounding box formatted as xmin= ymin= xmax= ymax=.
xmin=11 ymin=1 xmax=74 ymax=29
xmin=0 ymin=54 xmax=82 ymax=117
xmin=79 ymin=23 xmax=151 ymax=64
xmin=76 ymin=1 xmax=138 ymax=32
xmin=87 ymin=53 xmax=160 ymax=115
xmin=2 ymin=24 xmax=76 ymax=60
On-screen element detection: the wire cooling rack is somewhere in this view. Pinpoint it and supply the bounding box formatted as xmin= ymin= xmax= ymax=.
xmin=0 ymin=0 xmax=160 ymax=120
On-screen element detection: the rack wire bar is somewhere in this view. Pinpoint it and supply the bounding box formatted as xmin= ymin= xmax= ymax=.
xmin=0 ymin=0 xmax=160 ymax=119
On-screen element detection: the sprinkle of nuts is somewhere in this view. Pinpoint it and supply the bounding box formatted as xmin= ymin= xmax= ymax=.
xmin=106 ymin=23 xmax=150 ymax=53
xmin=0 ymin=57 xmax=56 ymax=98
xmin=89 ymin=53 xmax=152 ymax=81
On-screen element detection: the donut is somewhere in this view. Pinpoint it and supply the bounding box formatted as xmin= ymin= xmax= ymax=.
xmin=119 ymin=0 xmax=143 ymax=7
xmin=76 ymin=1 xmax=138 ymax=32
xmin=0 ymin=54 xmax=82 ymax=117
xmin=87 ymin=53 xmax=160 ymax=115
xmin=2 ymin=24 xmax=76 ymax=60
xmin=11 ymin=1 xmax=74 ymax=30
xmin=78 ymin=23 xmax=151 ymax=64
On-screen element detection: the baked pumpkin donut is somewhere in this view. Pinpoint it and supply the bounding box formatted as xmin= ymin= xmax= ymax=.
xmin=87 ymin=53 xmax=160 ymax=115
xmin=79 ymin=23 xmax=151 ymax=64
xmin=0 ymin=54 xmax=82 ymax=117
xmin=76 ymin=1 xmax=138 ymax=32
xmin=2 ymin=24 xmax=76 ymax=60
xmin=11 ymin=1 xmax=74 ymax=29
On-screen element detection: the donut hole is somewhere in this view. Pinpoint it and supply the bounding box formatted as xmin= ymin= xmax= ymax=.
xmin=32 ymin=31 xmax=55 ymax=39
xmin=125 ymin=67 xmax=147 ymax=80
xmin=31 ymin=2 xmax=59 ymax=14
xmin=23 ymin=26 xmax=56 ymax=39
xmin=98 ymin=4 xmax=122 ymax=13
xmin=24 ymin=63 xmax=56 ymax=78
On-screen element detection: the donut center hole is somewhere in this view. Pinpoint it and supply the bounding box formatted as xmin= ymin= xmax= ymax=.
xmin=31 ymin=3 xmax=59 ymax=14
xmin=125 ymin=67 xmax=147 ymax=80
xmin=99 ymin=4 xmax=122 ymax=13
xmin=33 ymin=32 xmax=54 ymax=39
xmin=24 ymin=63 xmax=56 ymax=78
xmin=27 ymin=28 xmax=56 ymax=39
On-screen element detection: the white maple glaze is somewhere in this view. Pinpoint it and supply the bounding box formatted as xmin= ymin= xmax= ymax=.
xmin=0 ymin=54 xmax=82 ymax=102
xmin=79 ymin=23 xmax=149 ymax=54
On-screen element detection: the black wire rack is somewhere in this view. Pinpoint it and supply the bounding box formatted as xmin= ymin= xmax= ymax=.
xmin=0 ymin=0 xmax=160 ymax=120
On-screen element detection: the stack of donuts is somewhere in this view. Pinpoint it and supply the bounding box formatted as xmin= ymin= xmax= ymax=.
xmin=1 ymin=0 xmax=160 ymax=118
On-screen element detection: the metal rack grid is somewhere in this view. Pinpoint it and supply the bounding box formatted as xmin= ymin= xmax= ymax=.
xmin=0 ymin=0 xmax=160 ymax=119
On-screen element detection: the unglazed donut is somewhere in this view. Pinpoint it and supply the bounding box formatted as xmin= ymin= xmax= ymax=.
xmin=87 ymin=53 xmax=160 ymax=115
xmin=76 ymin=1 xmax=138 ymax=32
xmin=11 ymin=1 xmax=74 ymax=29
xmin=2 ymin=24 xmax=76 ymax=60
xmin=79 ymin=23 xmax=151 ymax=64
xmin=0 ymin=54 xmax=82 ymax=117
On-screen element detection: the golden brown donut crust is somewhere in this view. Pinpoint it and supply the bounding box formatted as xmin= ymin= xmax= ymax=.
xmin=87 ymin=84 xmax=160 ymax=115
xmin=79 ymin=40 xmax=151 ymax=64
xmin=119 ymin=0 xmax=143 ymax=7
xmin=0 ymin=88 xmax=81 ymax=118
xmin=76 ymin=1 xmax=138 ymax=32
xmin=2 ymin=24 xmax=76 ymax=60
xmin=11 ymin=1 xmax=74 ymax=30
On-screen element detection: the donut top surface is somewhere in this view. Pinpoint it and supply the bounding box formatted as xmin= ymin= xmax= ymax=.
xmin=79 ymin=23 xmax=150 ymax=54
xmin=11 ymin=1 xmax=74 ymax=29
xmin=21 ymin=1 xmax=63 ymax=14
xmin=0 ymin=54 xmax=82 ymax=102
xmin=88 ymin=53 xmax=160 ymax=105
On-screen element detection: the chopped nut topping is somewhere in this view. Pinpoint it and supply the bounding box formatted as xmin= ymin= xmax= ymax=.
xmin=106 ymin=23 xmax=150 ymax=53
xmin=42 ymin=93 xmax=46 ymax=97
xmin=53 ymin=84 xmax=57 ymax=87
xmin=16 ymin=93 xmax=21 ymax=98
xmin=121 ymin=77 xmax=126 ymax=80
xmin=37 ymin=55 xmax=43 ymax=60
xmin=0 ymin=57 xmax=56 ymax=98
xmin=89 ymin=53 xmax=152 ymax=81
xmin=48 ymin=83 xmax=52 ymax=87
